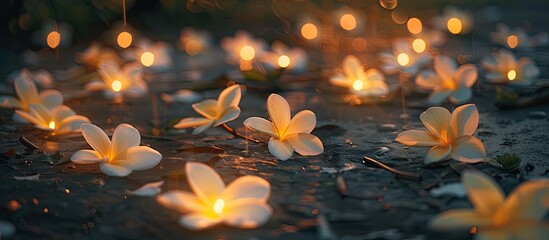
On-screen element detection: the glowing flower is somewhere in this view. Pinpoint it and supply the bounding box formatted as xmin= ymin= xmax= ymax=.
xmin=490 ymin=23 xmax=548 ymax=50
xmin=244 ymin=94 xmax=324 ymax=161
xmin=157 ymin=162 xmax=271 ymax=230
xmin=76 ymin=42 xmax=121 ymax=69
xmin=329 ymin=55 xmax=389 ymax=97
xmin=379 ymin=39 xmax=431 ymax=76
xmin=430 ymin=170 xmax=549 ymax=240
xmin=260 ymin=41 xmax=308 ymax=73
xmin=431 ymin=6 xmax=473 ymax=35
xmin=396 ymin=104 xmax=485 ymax=164
xmin=416 ymin=56 xmax=478 ymax=105
xmin=71 ymin=123 xmax=162 ymax=177
xmin=86 ymin=61 xmax=148 ymax=98
xmin=179 ymin=28 xmax=212 ymax=56
xmin=0 ymin=75 xmax=63 ymax=122
xmin=123 ymin=39 xmax=172 ymax=70
xmin=221 ymin=31 xmax=266 ymax=64
xmin=15 ymin=104 xmax=90 ymax=136
xmin=174 ymin=85 xmax=241 ymax=134
xmin=481 ymin=49 xmax=540 ymax=86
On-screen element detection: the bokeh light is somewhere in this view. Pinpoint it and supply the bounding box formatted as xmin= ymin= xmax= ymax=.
xmin=340 ymin=14 xmax=357 ymax=31
xmin=117 ymin=31 xmax=133 ymax=48
xmin=301 ymin=23 xmax=318 ymax=40
xmin=407 ymin=18 xmax=422 ymax=34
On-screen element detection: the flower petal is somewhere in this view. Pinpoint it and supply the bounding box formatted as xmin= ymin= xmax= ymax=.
xmin=427 ymin=90 xmax=451 ymax=105
xmin=343 ymin=55 xmax=363 ymax=81
xmin=214 ymin=106 xmax=240 ymax=126
xmin=450 ymin=104 xmax=479 ymax=137
xmin=125 ymin=146 xmax=162 ymax=171
xmin=420 ymin=106 xmax=451 ymax=139
xmin=415 ymin=70 xmax=439 ymax=89
xmin=243 ymin=117 xmax=277 ymax=137
xmin=99 ymin=162 xmax=132 ymax=177
xmin=425 ymin=145 xmax=452 ymax=164
xmin=157 ymin=190 xmax=207 ymax=213
xmin=38 ymin=90 xmax=63 ymax=109
xmin=494 ymin=179 xmax=549 ymax=223
xmin=81 ymin=123 xmax=111 ymax=157
xmin=223 ymin=199 xmax=272 ymax=229
xmin=14 ymin=77 xmax=38 ymax=106
xmin=192 ymin=120 xmax=214 ymax=134
xmin=286 ymin=133 xmax=323 ymax=156
xmin=218 ymin=85 xmax=241 ymax=111
xmin=284 ymin=110 xmax=316 ymax=137
xmin=268 ymin=138 xmax=294 ymax=161
xmin=128 ymin=180 xmax=164 ymax=197
xmin=450 ymin=135 xmax=485 ymax=163
xmin=192 ymin=99 xmax=218 ymax=119
xmin=222 ymin=176 xmax=271 ymax=202
xmin=430 ymin=209 xmax=490 ymax=231
xmin=70 ymin=150 xmax=103 ymax=164
xmin=396 ymin=130 xmax=442 ymax=146
xmin=52 ymin=105 xmax=75 ymax=123
xmin=173 ymin=117 xmax=210 ymax=129
xmin=462 ymin=170 xmax=505 ymax=216
xmin=55 ymin=115 xmax=91 ymax=136
xmin=449 ymin=87 xmax=472 ymax=104
xmin=267 ymin=94 xmax=291 ymax=136
xmin=434 ymin=55 xmax=457 ymax=84
xmin=0 ymin=96 xmax=21 ymax=109
xmin=110 ymin=123 xmax=141 ymax=161
xmin=329 ymin=73 xmax=351 ymax=88
xmin=14 ymin=110 xmax=41 ymax=126
xmin=185 ymin=162 xmax=225 ymax=205
xmin=455 ymin=64 xmax=478 ymax=88
xmin=178 ymin=213 xmax=221 ymax=231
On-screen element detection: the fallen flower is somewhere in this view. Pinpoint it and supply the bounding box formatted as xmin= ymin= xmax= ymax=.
xmin=244 ymin=94 xmax=324 ymax=160
xmin=430 ymin=170 xmax=549 ymax=240
xmin=174 ymin=85 xmax=242 ymax=134
xmin=416 ymin=55 xmax=478 ymax=105
xmin=481 ymin=49 xmax=540 ymax=86
xmin=396 ymin=104 xmax=486 ymax=164
xmin=221 ymin=31 xmax=266 ymax=64
xmin=71 ymin=123 xmax=162 ymax=177
xmin=490 ymin=23 xmax=548 ymax=50
xmin=9 ymin=68 xmax=54 ymax=87
xmin=128 ymin=180 xmax=164 ymax=197
xmin=260 ymin=41 xmax=308 ymax=73
xmin=157 ymin=162 xmax=272 ymax=230
xmin=379 ymin=39 xmax=431 ymax=76
xmin=123 ymin=38 xmax=172 ymax=70
xmin=15 ymin=104 xmax=90 ymax=136
xmin=88 ymin=61 xmax=148 ymax=98
xmin=0 ymin=74 xmax=63 ymax=111
xmin=431 ymin=6 xmax=474 ymax=35
xmin=330 ymin=55 xmax=389 ymax=97
xmin=76 ymin=42 xmax=121 ymax=69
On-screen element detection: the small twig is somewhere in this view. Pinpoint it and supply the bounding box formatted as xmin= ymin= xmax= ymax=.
xmin=19 ymin=136 xmax=39 ymax=150
xmin=363 ymin=156 xmax=422 ymax=180
xmin=221 ymin=124 xmax=263 ymax=144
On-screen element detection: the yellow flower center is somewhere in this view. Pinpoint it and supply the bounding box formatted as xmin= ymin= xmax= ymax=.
xmin=213 ymin=198 xmax=225 ymax=214
xmin=111 ymin=80 xmax=122 ymax=92
xmin=277 ymin=55 xmax=291 ymax=68
xmin=48 ymin=121 xmax=56 ymax=129
xmin=352 ymin=79 xmax=364 ymax=91
xmin=239 ymin=45 xmax=255 ymax=61
xmin=397 ymin=53 xmax=410 ymax=66
xmin=507 ymin=70 xmax=517 ymax=81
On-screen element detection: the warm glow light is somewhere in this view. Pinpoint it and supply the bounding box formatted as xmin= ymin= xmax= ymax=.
xmin=301 ymin=23 xmax=318 ymax=40
xmin=352 ymin=37 xmax=367 ymax=52
xmin=117 ymin=31 xmax=133 ymax=48
xmin=340 ymin=14 xmax=357 ymax=31
xmin=397 ymin=53 xmax=410 ymax=66
xmin=507 ymin=70 xmax=517 ymax=80
xmin=239 ymin=45 xmax=255 ymax=61
xmin=213 ymin=199 xmax=224 ymax=214
xmin=352 ymin=80 xmax=364 ymax=91
xmin=185 ymin=39 xmax=202 ymax=56
xmin=407 ymin=18 xmax=422 ymax=34
xmin=507 ymin=35 xmax=519 ymax=49
xmin=111 ymin=80 xmax=122 ymax=92
xmin=46 ymin=31 xmax=61 ymax=49
xmin=412 ymin=38 xmax=426 ymax=53
xmin=48 ymin=121 xmax=55 ymax=129
xmin=447 ymin=18 xmax=463 ymax=34
xmin=277 ymin=55 xmax=291 ymax=68
xmin=140 ymin=52 xmax=155 ymax=67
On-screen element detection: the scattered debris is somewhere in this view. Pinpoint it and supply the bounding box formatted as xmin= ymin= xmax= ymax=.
xmin=13 ymin=174 xmax=40 ymax=181
xmin=320 ymin=167 xmax=338 ymax=174
xmin=430 ymin=183 xmax=467 ymax=198
xmin=378 ymin=123 xmax=397 ymax=132
xmin=495 ymin=153 xmax=521 ymax=171
xmin=19 ymin=136 xmax=38 ymax=150
xmin=528 ymin=111 xmax=546 ymax=119
xmin=363 ymin=156 xmax=422 ymax=180
xmin=127 ymin=180 xmax=164 ymax=197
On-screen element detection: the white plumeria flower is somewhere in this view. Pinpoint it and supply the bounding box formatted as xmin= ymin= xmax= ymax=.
xmin=87 ymin=61 xmax=148 ymax=98
xmin=260 ymin=41 xmax=308 ymax=73
xmin=123 ymin=39 xmax=172 ymax=70
xmin=431 ymin=6 xmax=473 ymax=35
xmin=174 ymin=85 xmax=241 ymax=134
xmin=157 ymin=162 xmax=272 ymax=230
xmin=221 ymin=31 xmax=267 ymax=64
xmin=179 ymin=27 xmax=212 ymax=56
xmin=71 ymin=123 xmax=162 ymax=177
xmin=15 ymin=104 xmax=90 ymax=136
xmin=75 ymin=42 xmax=120 ymax=69
xmin=379 ymin=39 xmax=431 ymax=76
xmin=329 ymin=55 xmax=389 ymax=97
xmin=396 ymin=104 xmax=485 ymax=164
xmin=481 ymin=49 xmax=540 ymax=86
xmin=244 ymin=94 xmax=324 ymax=161
xmin=416 ymin=56 xmax=478 ymax=105
xmin=490 ymin=23 xmax=548 ymax=50
xmin=430 ymin=170 xmax=549 ymax=240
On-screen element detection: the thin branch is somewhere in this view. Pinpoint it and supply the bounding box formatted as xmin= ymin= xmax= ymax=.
xmin=363 ymin=156 xmax=422 ymax=180
xmin=221 ymin=124 xmax=263 ymax=144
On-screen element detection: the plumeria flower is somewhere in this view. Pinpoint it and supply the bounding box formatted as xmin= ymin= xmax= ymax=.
xmin=430 ymin=170 xmax=549 ymax=240
xmin=174 ymin=85 xmax=241 ymax=134
xmin=396 ymin=104 xmax=485 ymax=164
xmin=329 ymin=55 xmax=389 ymax=97
xmin=431 ymin=6 xmax=474 ymax=35
xmin=416 ymin=29 xmax=447 ymax=49
xmin=490 ymin=23 xmax=548 ymax=50
xmin=416 ymin=56 xmax=478 ymax=105
xmin=260 ymin=41 xmax=308 ymax=73
xmin=157 ymin=162 xmax=272 ymax=230
xmin=481 ymin=49 xmax=540 ymax=86
xmin=71 ymin=123 xmax=162 ymax=177
xmin=123 ymin=39 xmax=172 ymax=70
xmin=76 ymin=42 xmax=120 ymax=69
xmin=244 ymin=94 xmax=324 ymax=161
xmin=86 ymin=61 xmax=148 ymax=98
xmin=15 ymin=104 xmax=90 ymax=136
xmin=379 ymin=39 xmax=431 ymax=76
xmin=179 ymin=27 xmax=212 ymax=56
xmin=221 ymin=31 xmax=267 ymax=64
